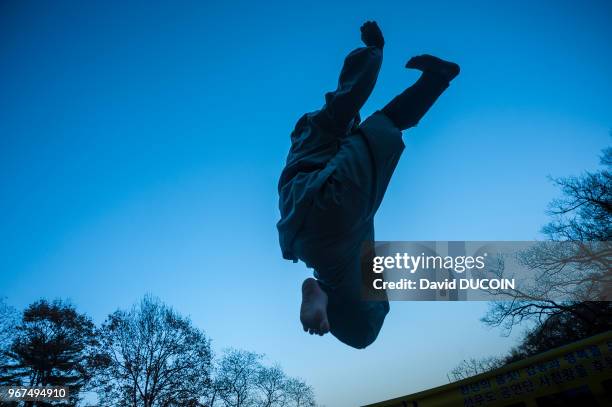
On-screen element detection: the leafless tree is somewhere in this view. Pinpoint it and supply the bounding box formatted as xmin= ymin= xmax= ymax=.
xmin=447 ymin=356 xmax=504 ymax=382
xmin=285 ymin=377 xmax=316 ymax=407
xmin=93 ymin=295 xmax=213 ymax=407
xmin=483 ymin=145 xmax=611 ymax=335
xmin=544 ymin=147 xmax=611 ymax=242
xmin=210 ymin=350 xmax=317 ymax=407
xmin=255 ymin=365 xmax=287 ymax=407
xmin=0 ymin=298 xmax=18 ymax=366
xmin=214 ymin=349 xmax=262 ymax=407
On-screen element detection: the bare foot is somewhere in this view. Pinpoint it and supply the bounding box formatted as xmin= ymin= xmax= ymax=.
xmin=406 ymin=54 xmax=460 ymax=81
xmin=300 ymin=278 xmax=330 ymax=336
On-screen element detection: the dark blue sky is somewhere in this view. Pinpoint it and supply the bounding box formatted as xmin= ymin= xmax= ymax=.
xmin=1 ymin=1 xmax=611 ymax=405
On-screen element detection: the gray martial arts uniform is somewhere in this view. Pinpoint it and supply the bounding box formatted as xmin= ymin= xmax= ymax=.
xmin=277 ymin=46 xmax=403 ymax=349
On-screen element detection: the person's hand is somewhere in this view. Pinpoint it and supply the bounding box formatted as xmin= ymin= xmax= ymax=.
xmin=360 ymin=21 xmax=384 ymax=49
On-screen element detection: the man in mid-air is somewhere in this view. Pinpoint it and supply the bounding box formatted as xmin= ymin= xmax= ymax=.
xmin=277 ymin=21 xmax=459 ymax=349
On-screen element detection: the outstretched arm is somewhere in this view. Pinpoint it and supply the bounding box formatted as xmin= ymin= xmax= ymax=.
xmin=321 ymin=21 xmax=385 ymax=132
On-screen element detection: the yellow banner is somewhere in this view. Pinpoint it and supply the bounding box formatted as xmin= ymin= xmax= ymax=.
xmin=364 ymin=331 xmax=612 ymax=407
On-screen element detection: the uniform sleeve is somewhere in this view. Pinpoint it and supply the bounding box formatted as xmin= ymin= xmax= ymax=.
xmin=321 ymin=46 xmax=383 ymax=133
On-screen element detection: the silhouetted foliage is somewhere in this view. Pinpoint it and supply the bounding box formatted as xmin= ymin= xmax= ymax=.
xmin=284 ymin=377 xmax=316 ymax=407
xmin=0 ymin=299 xmax=97 ymax=406
xmin=452 ymin=144 xmax=612 ymax=381
xmin=543 ymin=146 xmax=611 ymax=242
xmin=0 ymin=298 xmax=19 ymax=407
xmin=503 ymin=301 xmax=612 ymax=364
xmin=0 ymin=297 xmax=18 ymax=364
xmin=447 ymin=356 xmax=504 ymax=382
xmin=255 ymin=365 xmax=288 ymax=407
xmin=214 ymin=349 xmax=262 ymax=407
xmin=483 ymin=145 xmax=611 ymax=335
xmin=0 ymin=297 xmax=318 ymax=406
xmin=208 ymin=349 xmax=316 ymax=407
xmin=92 ymin=295 xmax=213 ymax=407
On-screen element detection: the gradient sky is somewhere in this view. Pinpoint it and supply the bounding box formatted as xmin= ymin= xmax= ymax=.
xmin=1 ymin=1 xmax=611 ymax=406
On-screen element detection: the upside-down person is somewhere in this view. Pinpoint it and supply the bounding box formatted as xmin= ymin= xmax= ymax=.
xmin=277 ymin=21 xmax=460 ymax=348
